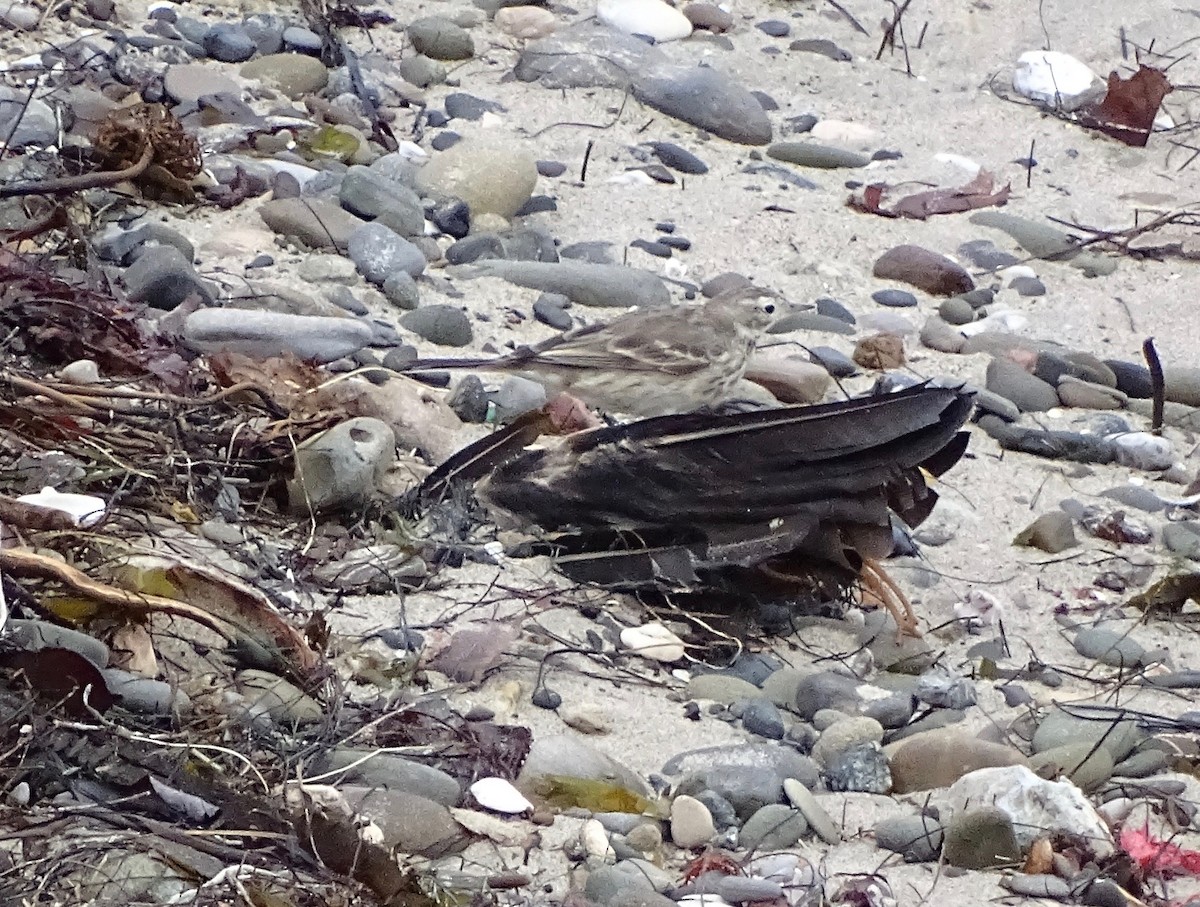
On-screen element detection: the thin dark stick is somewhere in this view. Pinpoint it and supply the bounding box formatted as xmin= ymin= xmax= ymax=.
xmin=580 ymin=139 xmax=594 ymax=183
xmin=1143 ymin=337 xmax=1165 ymax=434
xmin=917 ymin=21 xmax=928 ymax=50
xmin=1120 ymin=26 xmax=1129 ymax=61
xmin=875 ymin=0 xmax=913 ymax=60
xmin=825 ymin=0 xmax=869 ymax=36
xmin=1026 ymin=138 xmax=1035 ymax=188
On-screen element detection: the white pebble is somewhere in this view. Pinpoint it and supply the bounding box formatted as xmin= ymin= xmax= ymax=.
xmin=469 ymin=777 xmax=533 ymax=814
xmin=999 ymin=265 xmax=1038 ymax=283
xmin=393 ymin=141 xmax=428 ymax=161
xmin=495 ymin=6 xmax=559 ymax=40
xmin=959 ymin=309 xmax=1028 ymax=337
xmin=1112 ymin=432 xmax=1174 ymax=471
xmin=596 ymin=0 xmax=692 ymax=42
xmin=1012 ymin=50 xmax=1103 ymax=111
xmin=811 ymin=120 xmax=878 ymax=149
xmin=580 ymin=818 xmax=615 ymax=861
xmin=59 ymin=359 xmax=100 ymax=383
xmin=607 ymin=170 xmax=657 ymax=186
xmin=17 ymin=486 xmax=107 ymax=527
xmin=934 ymin=152 xmax=981 ymax=175
xmin=620 ymin=622 xmax=685 ymax=662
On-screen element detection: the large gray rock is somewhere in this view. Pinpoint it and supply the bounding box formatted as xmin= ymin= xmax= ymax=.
xmin=339 ymin=165 xmax=425 ymax=237
xmin=515 ymin=23 xmax=771 ymax=145
xmin=183 ymin=309 xmax=373 ymax=362
xmin=450 ymin=259 xmax=669 ymax=309
xmin=286 ymin=417 xmax=397 ymax=513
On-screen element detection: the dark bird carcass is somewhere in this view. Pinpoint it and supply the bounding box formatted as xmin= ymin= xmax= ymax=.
xmin=416 ymin=383 xmax=975 ymax=636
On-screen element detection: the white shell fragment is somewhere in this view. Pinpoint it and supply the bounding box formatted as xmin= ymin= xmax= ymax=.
xmin=17 ymin=487 xmax=107 ymax=527
xmin=620 ymin=622 xmax=686 ymax=662
xmin=469 ymin=777 xmax=533 ymax=814
xmin=1012 ymin=50 xmax=1104 ymax=111
xmin=596 ymin=0 xmax=692 ymax=42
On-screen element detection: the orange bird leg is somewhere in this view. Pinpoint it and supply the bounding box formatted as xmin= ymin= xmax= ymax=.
xmin=859 ymin=558 xmax=920 ymax=638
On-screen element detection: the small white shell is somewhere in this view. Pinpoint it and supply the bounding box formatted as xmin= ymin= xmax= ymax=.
xmin=469 ymin=777 xmax=533 ymax=814
xmin=17 ymin=487 xmax=106 ymax=527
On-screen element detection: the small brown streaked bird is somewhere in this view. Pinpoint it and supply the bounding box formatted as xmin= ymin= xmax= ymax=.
xmin=404 ymin=286 xmax=781 ymax=418
xmin=417 ymin=383 xmax=976 ymax=637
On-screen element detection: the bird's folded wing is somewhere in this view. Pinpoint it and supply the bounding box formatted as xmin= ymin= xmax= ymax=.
xmin=521 ymin=311 xmax=719 ymax=375
xmin=476 ymin=384 xmax=974 ymax=530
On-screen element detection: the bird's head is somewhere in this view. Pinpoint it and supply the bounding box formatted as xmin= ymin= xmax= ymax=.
xmin=708 ymin=286 xmax=781 ymax=334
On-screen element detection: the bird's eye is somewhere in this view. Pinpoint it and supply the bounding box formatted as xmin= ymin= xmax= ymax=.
xmin=764 ymin=303 xmax=776 ymax=314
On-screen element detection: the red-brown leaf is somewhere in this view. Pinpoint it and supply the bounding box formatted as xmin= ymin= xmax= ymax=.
xmin=1080 ymin=66 xmax=1172 ymax=147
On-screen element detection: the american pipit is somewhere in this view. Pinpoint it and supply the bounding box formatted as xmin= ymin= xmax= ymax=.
xmin=406 ymin=286 xmax=780 ymax=418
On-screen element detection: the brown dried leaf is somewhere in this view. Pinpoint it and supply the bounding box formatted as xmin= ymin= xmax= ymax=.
xmin=850 ymin=170 xmax=1011 ymax=220
xmin=1079 ymin=66 xmax=1173 ymax=147
xmin=108 ymin=554 xmax=322 ymax=681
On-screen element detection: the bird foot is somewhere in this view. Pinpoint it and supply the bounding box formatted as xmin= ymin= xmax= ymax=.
xmin=859 ymin=558 xmax=921 ymax=641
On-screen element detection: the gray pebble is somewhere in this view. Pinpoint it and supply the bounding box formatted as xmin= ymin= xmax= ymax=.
xmin=243 ymin=13 xmax=285 ymax=54
xmin=957 ymin=239 xmax=1019 ymax=270
xmin=649 ymin=141 xmax=709 ymax=174
xmin=1072 ymin=626 xmax=1147 ymax=668
xmin=942 ymin=808 xmax=1021 ymax=869
xmin=203 ymin=23 xmax=257 ymax=62
xmin=741 ymin=698 xmax=785 ymax=740
xmin=282 ymin=25 xmax=323 ymax=55
xmin=1014 ymin=511 xmax=1078 ymax=553
xmin=430 ymin=131 xmax=461 ymax=152
xmin=1009 ymin=275 xmax=1046 ymax=296
xmin=874 ymin=814 xmax=944 ymax=862
xmin=769 ymin=312 xmax=856 ymax=336
xmin=408 ymin=15 xmax=474 ymax=61
xmin=815 ymin=296 xmax=855 ymax=324
xmin=808 ymin=346 xmax=857 ymax=377
xmin=447 ymin=233 xmax=505 ymax=265
xmin=1002 ymin=874 xmax=1070 ymax=899
xmin=938 ymin=297 xmax=975 ymax=325
xmin=825 ymin=742 xmax=891 ymax=793
xmin=915 ymin=665 xmax=976 ymax=709
xmin=491 ymin=376 xmax=547 ymax=420
xmin=400 ymin=305 xmax=473 ymax=346
xmin=348 ymin=222 xmax=426 ymax=284
xmin=537 ymin=160 xmax=567 ymax=177
xmin=448 ymin=375 xmax=489 ymax=422
xmin=631 ymin=239 xmax=673 ymax=258
xmin=1164 ymin=522 xmax=1200 ymax=560
xmin=738 ymin=804 xmax=807 ymax=851
xmin=767 ymin=142 xmax=868 ymax=169
xmin=533 ymin=293 xmax=573 ymax=330
xmin=756 ymin=19 xmax=790 ymax=36
xmin=872 ymin=288 xmax=918 ymax=308
xmin=445 ymin=91 xmax=503 ymax=121
xmin=382 ymin=271 xmax=421 ymax=310
xmin=1104 ymin=359 xmax=1154 ymax=398
xmin=985 ymin=358 xmax=1058 ymax=412
xmin=381 ymin=345 xmax=417 ymax=370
